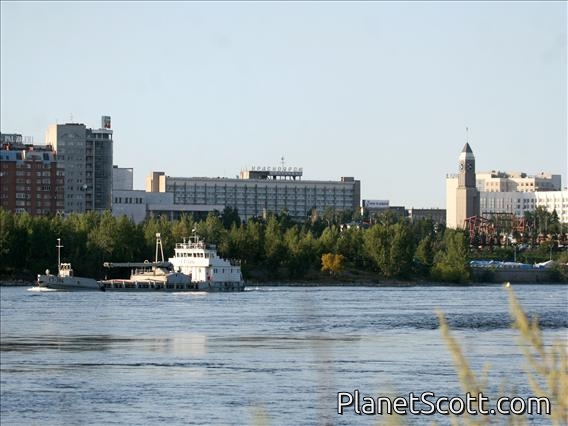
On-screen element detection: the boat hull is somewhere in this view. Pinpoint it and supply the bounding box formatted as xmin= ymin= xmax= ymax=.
xmin=99 ymin=280 xmax=245 ymax=292
xmin=100 ymin=280 xmax=198 ymax=291
xmin=37 ymin=274 xmax=104 ymax=291
xmin=194 ymin=281 xmax=245 ymax=292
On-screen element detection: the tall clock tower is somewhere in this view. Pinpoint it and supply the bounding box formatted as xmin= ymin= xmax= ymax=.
xmin=455 ymin=143 xmax=480 ymax=228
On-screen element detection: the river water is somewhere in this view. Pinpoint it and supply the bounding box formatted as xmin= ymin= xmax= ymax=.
xmin=1 ymin=284 xmax=566 ymax=425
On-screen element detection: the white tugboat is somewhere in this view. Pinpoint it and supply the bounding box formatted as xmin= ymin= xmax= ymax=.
xmin=36 ymin=233 xmax=243 ymax=292
xmin=169 ymin=233 xmax=245 ymax=292
xmin=100 ymin=233 xmax=196 ymax=291
xmin=36 ymin=239 xmax=104 ymax=291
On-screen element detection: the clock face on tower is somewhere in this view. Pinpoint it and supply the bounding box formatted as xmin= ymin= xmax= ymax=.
xmin=459 ymin=162 xmax=464 ymax=171
xmin=467 ymin=163 xmax=473 ymax=171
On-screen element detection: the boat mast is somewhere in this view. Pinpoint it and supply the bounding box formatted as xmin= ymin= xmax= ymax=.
xmin=56 ymin=238 xmax=63 ymax=271
xmin=155 ymin=233 xmax=164 ymax=262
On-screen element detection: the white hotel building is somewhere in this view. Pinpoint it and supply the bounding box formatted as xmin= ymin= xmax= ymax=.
xmin=113 ymin=166 xmax=360 ymax=223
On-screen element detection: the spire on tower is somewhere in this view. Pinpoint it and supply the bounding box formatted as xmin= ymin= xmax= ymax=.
xmin=461 ymin=142 xmax=473 ymax=154
xmin=462 ymin=127 xmax=473 ymax=153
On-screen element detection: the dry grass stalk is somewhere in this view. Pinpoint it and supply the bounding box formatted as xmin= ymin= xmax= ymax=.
xmin=507 ymin=286 xmax=568 ymax=425
xmin=437 ymin=310 xmax=489 ymax=426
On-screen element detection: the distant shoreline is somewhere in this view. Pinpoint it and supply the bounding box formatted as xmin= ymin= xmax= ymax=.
xmin=2 ymin=280 xmax=565 ymax=288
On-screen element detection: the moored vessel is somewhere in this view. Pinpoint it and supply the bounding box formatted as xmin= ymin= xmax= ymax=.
xmin=169 ymin=233 xmax=245 ymax=292
xmin=36 ymin=239 xmax=104 ymax=291
xmin=36 ymin=233 xmax=244 ymax=292
xmin=100 ymin=233 xmax=196 ymax=291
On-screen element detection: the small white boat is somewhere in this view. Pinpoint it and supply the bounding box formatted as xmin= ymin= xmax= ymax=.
xmin=36 ymin=239 xmax=104 ymax=291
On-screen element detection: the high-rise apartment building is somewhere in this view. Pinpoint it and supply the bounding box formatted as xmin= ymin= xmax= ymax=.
xmin=45 ymin=116 xmax=113 ymax=213
xmin=0 ymin=134 xmax=64 ymax=215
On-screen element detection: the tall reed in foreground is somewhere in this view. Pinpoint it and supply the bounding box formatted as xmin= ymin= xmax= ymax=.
xmin=438 ymin=286 xmax=567 ymax=426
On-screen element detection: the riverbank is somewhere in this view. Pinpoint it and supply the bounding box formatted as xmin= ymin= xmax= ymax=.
xmin=5 ymin=279 xmax=564 ymax=288
xmin=2 ymin=265 xmax=565 ymax=287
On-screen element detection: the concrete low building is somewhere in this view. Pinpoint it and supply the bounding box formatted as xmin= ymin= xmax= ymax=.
xmin=112 ymin=189 xmax=224 ymax=223
xmin=535 ymin=190 xmax=568 ymax=224
xmin=407 ymin=208 xmax=446 ymax=224
xmin=477 ymin=189 xmax=567 ymax=224
xmin=476 ymin=171 xmax=561 ymax=193
xmin=480 ymin=191 xmax=537 ymax=218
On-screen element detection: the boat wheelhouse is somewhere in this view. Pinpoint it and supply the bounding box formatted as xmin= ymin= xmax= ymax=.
xmin=169 ymin=234 xmax=245 ymax=292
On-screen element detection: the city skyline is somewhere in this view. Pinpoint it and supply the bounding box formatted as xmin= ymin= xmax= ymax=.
xmin=1 ymin=1 xmax=566 ymax=208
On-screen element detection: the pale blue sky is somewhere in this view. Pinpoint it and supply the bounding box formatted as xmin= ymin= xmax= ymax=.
xmin=1 ymin=1 xmax=566 ymax=208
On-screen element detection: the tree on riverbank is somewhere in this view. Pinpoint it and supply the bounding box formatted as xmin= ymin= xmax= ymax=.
xmin=321 ymin=253 xmax=345 ymax=276
xmin=1 ymin=208 xmax=565 ymax=283
xmin=431 ymin=229 xmax=471 ymax=283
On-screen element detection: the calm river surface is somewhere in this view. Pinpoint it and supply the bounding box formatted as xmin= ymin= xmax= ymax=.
xmin=1 ymin=284 xmax=567 ymax=425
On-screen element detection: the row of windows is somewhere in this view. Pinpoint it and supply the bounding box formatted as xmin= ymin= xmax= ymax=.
xmin=483 ymin=199 xmax=536 ymax=204
xmin=5 ymin=162 xmax=48 ymax=169
xmin=171 ymin=189 xmax=354 ymax=197
xmin=13 ymin=171 xmax=58 ymax=177
xmin=173 ymin=196 xmax=351 ymax=208
xmin=12 ymin=192 xmax=58 ymax=199
xmin=171 ymin=191 xmax=354 ymax=200
xmin=178 ymin=252 xmax=211 ymax=258
xmin=175 ymin=194 xmax=352 ymax=201
xmin=13 ymin=200 xmax=63 ymax=208
xmin=87 ymin=133 xmax=112 ymax=140
xmin=8 ymin=163 xmax=54 ymax=170
xmin=113 ymin=197 xmax=144 ymax=204
xmin=168 ymin=182 xmax=354 ymax=191
xmin=13 ymin=199 xmax=62 ymax=207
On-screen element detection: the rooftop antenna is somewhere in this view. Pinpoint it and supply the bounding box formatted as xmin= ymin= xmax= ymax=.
xmin=465 ymin=126 xmax=470 ymax=143
xmin=281 ymin=156 xmax=285 ymax=168
xmin=70 ymin=114 xmax=74 ymax=123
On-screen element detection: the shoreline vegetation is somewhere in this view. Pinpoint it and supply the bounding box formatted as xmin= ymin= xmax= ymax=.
xmin=1 ymin=208 xmax=567 ymax=285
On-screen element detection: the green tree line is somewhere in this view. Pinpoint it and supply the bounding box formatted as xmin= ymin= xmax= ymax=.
xmin=0 ymin=207 xmax=564 ymax=283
